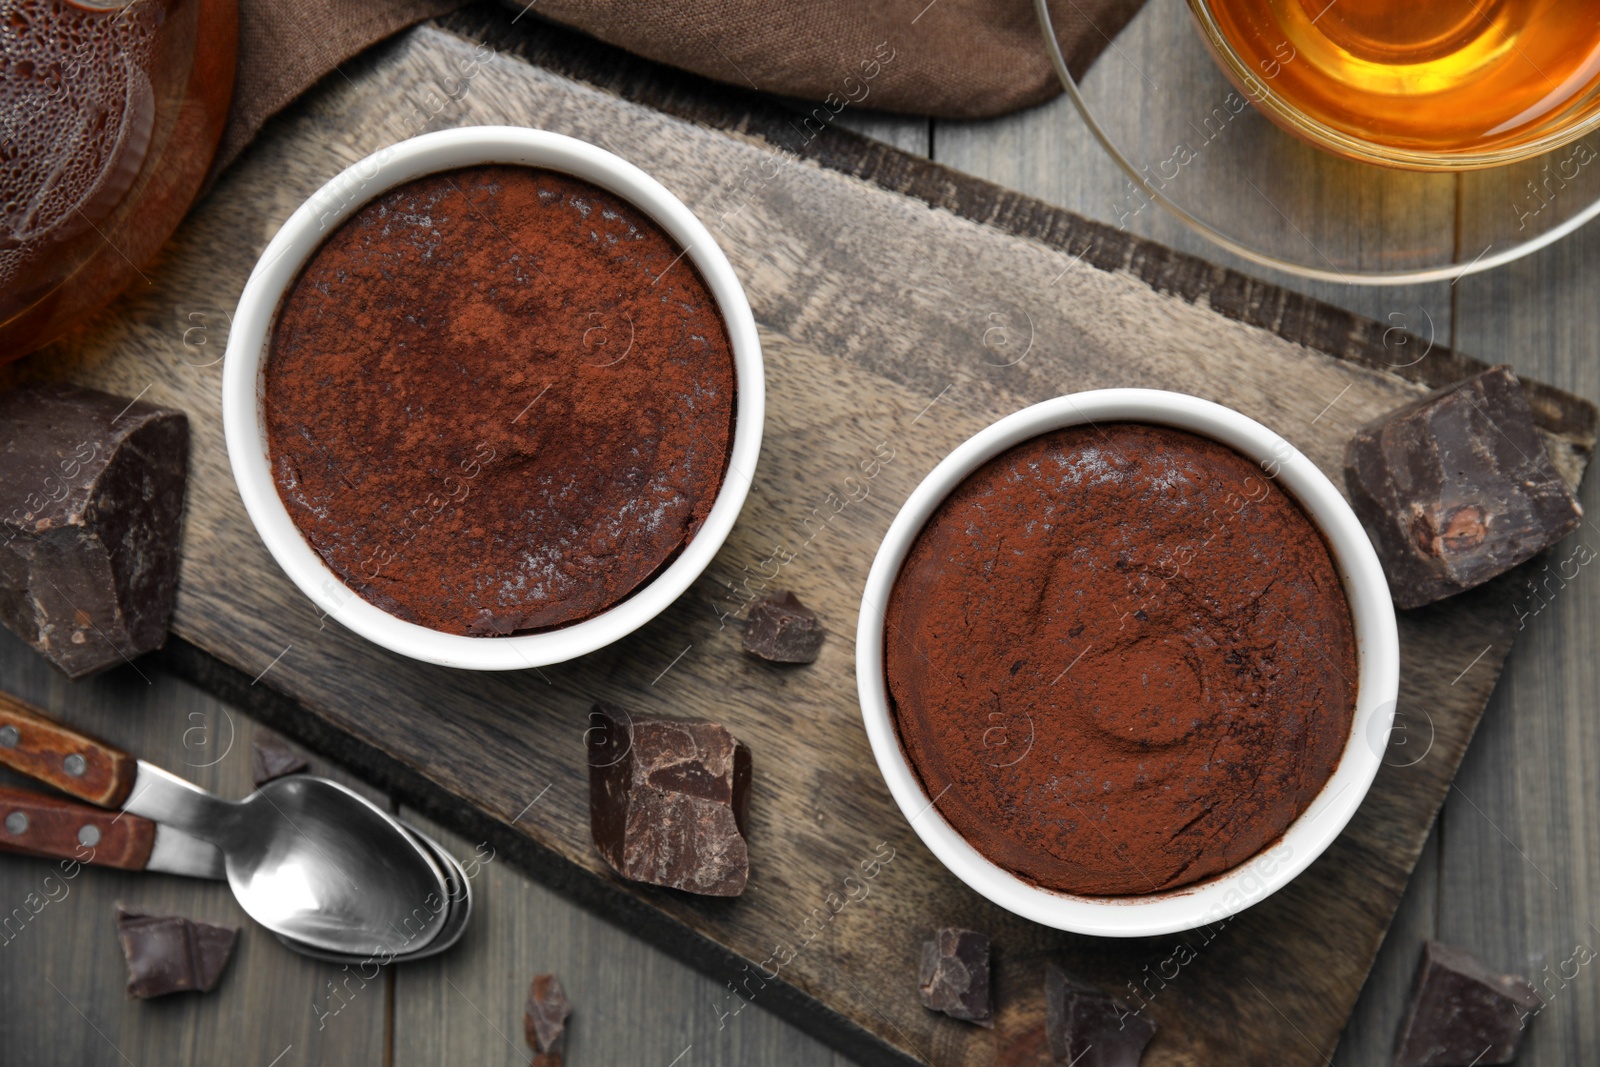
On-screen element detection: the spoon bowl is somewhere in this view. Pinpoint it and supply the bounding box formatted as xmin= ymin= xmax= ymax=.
xmin=0 ymin=695 xmax=453 ymax=958
xmin=276 ymin=823 xmax=472 ymax=964
xmin=229 ymin=777 xmax=452 ymax=954
xmin=126 ymin=766 xmax=451 ymax=956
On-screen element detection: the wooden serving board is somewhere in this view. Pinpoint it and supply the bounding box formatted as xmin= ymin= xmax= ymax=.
xmin=20 ymin=11 xmax=1596 ymax=1065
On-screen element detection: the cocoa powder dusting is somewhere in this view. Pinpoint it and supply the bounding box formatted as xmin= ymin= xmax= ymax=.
xmin=885 ymin=424 xmax=1357 ymax=896
xmin=264 ymin=165 xmax=736 ymax=635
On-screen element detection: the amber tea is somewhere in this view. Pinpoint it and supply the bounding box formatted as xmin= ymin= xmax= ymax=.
xmin=1196 ymin=0 xmax=1600 ymax=165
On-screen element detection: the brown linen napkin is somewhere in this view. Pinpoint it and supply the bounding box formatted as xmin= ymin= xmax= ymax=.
xmin=217 ymin=0 xmax=472 ymax=172
xmin=525 ymin=0 xmax=1144 ymax=120
xmin=219 ymin=0 xmax=1141 ymax=171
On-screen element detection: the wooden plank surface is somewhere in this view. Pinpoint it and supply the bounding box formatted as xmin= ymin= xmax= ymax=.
xmin=920 ymin=5 xmax=1600 ymax=1060
xmin=954 ymin=0 xmax=1458 ymax=337
xmin=0 ymin=625 xmax=855 ymax=1066
xmin=0 ymin=637 xmax=389 ymax=1067
xmin=1435 ymin=208 xmax=1600 ymax=1064
xmin=852 ymin=98 xmax=1472 ymax=1065
xmin=6 ymin=9 xmax=1596 ymax=1066
xmin=388 ymin=805 xmax=853 ymax=1067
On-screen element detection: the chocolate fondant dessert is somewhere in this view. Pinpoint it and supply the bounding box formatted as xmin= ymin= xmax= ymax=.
xmin=264 ymin=165 xmax=736 ymax=636
xmin=884 ymin=423 xmax=1358 ymax=896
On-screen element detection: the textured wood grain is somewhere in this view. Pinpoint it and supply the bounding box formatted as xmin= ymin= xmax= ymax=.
xmin=957 ymin=0 xmax=1457 ymax=337
xmin=834 ymin=110 xmax=931 ymax=158
xmin=0 ymin=786 xmax=156 ymax=871
xmin=0 ymin=691 xmax=139 ymax=807
xmin=923 ymin=7 xmax=1600 ymax=1061
xmin=0 ymin=637 xmax=388 ymax=1067
xmin=1337 ymin=828 xmax=1442 ymax=1062
xmin=451 ymin=7 xmax=1586 ymax=445
xmin=12 ymin=14 xmax=1595 ymax=1067
xmin=1434 ymin=183 xmax=1600 ymax=1066
xmin=0 ymin=624 xmax=859 ymax=1067
xmin=390 ymin=806 xmax=855 ymax=1067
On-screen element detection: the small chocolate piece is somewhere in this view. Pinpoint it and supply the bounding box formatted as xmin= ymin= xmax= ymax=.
xmin=1395 ymin=941 xmax=1540 ymax=1067
xmin=918 ymin=927 xmax=993 ymax=1027
xmin=1044 ymin=964 xmax=1155 ymax=1067
xmin=1344 ymin=366 xmax=1582 ymax=610
xmin=586 ymin=704 xmax=752 ymax=896
xmin=115 ymin=906 xmax=238 ymax=998
xmin=251 ymin=728 xmax=309 ymax=786
xmin=524 ymin=973 xmax=572 ymax=1066
xmin=0 ymin=383 xmax=189 ymax=678
xmin=742 ymin=590 xmax=824 ymax=664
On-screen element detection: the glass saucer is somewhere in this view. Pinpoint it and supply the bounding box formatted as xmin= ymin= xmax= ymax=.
xmin=1035 ymin=0 xmax=1600 ymax=285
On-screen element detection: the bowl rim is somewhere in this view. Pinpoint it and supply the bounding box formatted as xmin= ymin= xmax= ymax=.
xmin=1183 ymin=0 xmax=1600 ymax=171
xmin=854 ymin=388 xmax=1400 ymax=936
xmin=221 ymin=126 xmax=764 ymax=670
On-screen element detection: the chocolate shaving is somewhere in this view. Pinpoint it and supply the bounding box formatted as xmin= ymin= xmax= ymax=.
xmin=1345 ymin=366 xmax=1582 ymax=609
xmin=1395 ymin=940 xmax=1540 ymax=1067
xmin=115 ymin=906 xmax=238 ymax=998
xmin=0 ymin=383 xmax=189 ymax=678
xmin=587 ymin=704 xmax=752 ymax=896
xmin=1044 ymin=964 xmax=1155 ymax=1067
xmin=525 ymin=972 xmax=572 ymax=1066
xmin=742 ymin=590 xmax=825 ymax=664
xmin=250 ymin=728 xmax=309 ymax=786
xmin=918 ymin=927 xmax=992 ymax=1027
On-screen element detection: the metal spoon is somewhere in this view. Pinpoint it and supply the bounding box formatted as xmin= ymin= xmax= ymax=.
xmin=0 ymin=782 xmax=470 ymax=964
xmin=124 ymin=765 xmax=453 ymax=956
xmin=274 ymin=823 xmax=473 ymax=964
xmin=0 ymin=695 xmax=451 ymax=957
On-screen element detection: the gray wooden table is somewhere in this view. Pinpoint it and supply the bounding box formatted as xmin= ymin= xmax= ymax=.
xmin=875 ymin=70 xmax=1600 ymax=1067
xmin=834 ymin=111 xmax=1600 ymax=1067
xmin=3 ymin=10 xmax=1597 ymax=1066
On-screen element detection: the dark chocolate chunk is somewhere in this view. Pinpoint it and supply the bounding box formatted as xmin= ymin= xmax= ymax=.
xmin=115 ymin=906 xmax=238 ymax=998
xmin=918 ymin=927 xmax=993 ymax=1027
xmin=586 ymin=704 xmax=751 ymax=896
xmin=1395 ymin=940 xmax=1540 ymax=1067
xmin=524 ymin=972 xmax=572 ymax=1065
xmin=1045 ymin=964 xmax=1155 ymax=1067
xmin=1344 ymin=366 xmax=1582 ymax=610
xmin=742 ymin=590 xmax=824 ymax=664
xmin=251 ymin=728 xmax=309 ymax=786
xmin=0 ymin=383 xmax=189 ymax=678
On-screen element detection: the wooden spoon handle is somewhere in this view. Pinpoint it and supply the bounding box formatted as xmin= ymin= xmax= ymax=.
xmin=0 ymin=786 xmax=156 ymax=869
xmin=0 ymin=692 xmax=138 ymax=807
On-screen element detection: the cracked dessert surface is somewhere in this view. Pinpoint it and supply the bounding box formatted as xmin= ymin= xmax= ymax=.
xmin=265 ymin=166 xmax=736 ymax=636
xmin=884 ymin=423 xmax=1357 ymax=895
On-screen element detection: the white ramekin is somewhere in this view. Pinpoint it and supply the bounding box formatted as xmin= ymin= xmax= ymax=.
xmin=856 ymin=389 xmax=1399 ymax=937
xmin=222 ymin=127 xmax=764 ymax=669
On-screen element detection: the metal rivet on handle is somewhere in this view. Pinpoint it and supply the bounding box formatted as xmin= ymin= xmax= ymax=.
xmin=63 ymin=753 xmax=87 ymax=777
xmin=4 ymin=811 xmax=27 ymax=835
xmin=77 ymin=824 xmax=101 ymax=848
xmin=0 ymin=724 xmax=17 ymax=748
